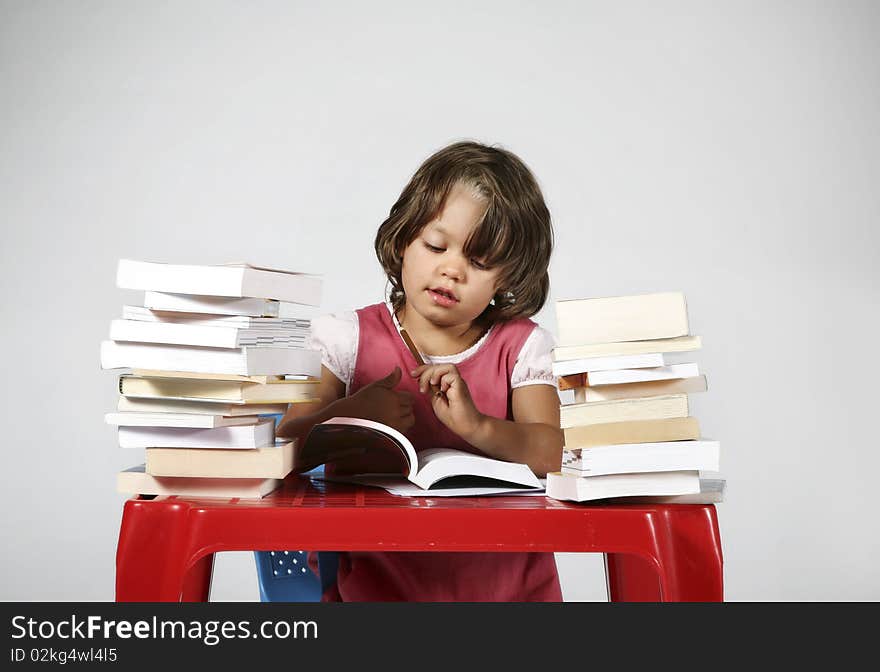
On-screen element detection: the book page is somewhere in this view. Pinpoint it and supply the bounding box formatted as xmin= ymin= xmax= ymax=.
xmin=312 ymin=474 xmax=545 ymax=497
xmin=296 ymin=421 xmax=413 ymax=475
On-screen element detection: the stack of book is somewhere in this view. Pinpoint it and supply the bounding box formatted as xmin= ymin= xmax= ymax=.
xmin=546 ymin=291 xmax=725 ymax=503
xmin=102 ymin=259 xmax=323 ymax=499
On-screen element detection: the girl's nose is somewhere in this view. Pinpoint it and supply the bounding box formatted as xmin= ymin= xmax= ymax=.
xmin=440 ymin=258 xmax=465 ymax=281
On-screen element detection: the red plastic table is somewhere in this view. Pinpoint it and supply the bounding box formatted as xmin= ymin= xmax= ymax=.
xmin=116 ymin=476 xmax=723 ymax=602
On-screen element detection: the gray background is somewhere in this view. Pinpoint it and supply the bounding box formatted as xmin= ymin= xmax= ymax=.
xmin=2 ymin=0 xmax=878 ymax=601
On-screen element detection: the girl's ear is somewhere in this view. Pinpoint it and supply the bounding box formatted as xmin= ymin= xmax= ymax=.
xmin=490 ymin=290 xmax=516 ymax=307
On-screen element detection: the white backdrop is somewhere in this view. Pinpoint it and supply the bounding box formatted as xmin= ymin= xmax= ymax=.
xmin=2 ymin=0 xmax=878 ymax=601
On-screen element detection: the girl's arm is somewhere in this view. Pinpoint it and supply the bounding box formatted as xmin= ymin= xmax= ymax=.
xmin=277 ymin=365 xmax=416 ymax=445
xmin=276 ymin=365 xmax=348 ymax=445
xmin=411 ymin=363 xmax=562 ymax=477
xmin=466 ymin=384 xmax=563 ymax=477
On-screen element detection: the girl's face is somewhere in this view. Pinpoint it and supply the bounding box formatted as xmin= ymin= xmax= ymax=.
xmin=400 ymin=183 xmax=501 ymax=328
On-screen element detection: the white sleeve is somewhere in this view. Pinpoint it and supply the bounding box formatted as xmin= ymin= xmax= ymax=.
xmin=511 ymin=325 xmax=558 ymax=389
xmin=305 ymin=311 xmax=358 ymax=391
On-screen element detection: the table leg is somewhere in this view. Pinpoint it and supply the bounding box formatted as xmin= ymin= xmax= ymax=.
xmin=605 ymin=553 xmax=662 ymax=601
xmin=604 ymin=506 xmax=723 ymax=602
xmin=116 ymin=499 xmax=212 ymax=602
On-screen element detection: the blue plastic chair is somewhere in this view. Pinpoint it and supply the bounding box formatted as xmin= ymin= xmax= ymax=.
xmin=254 ymin=413 xmax=338 ymax=602
xmin=254 ymin=550 xmax=338 ymax=602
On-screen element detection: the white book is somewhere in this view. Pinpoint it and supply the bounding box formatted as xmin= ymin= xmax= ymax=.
xmin=561 ymin=440 xmax=720 ymax=477
xmin=313 ymin=473 xmax=548 ymax=498
xmin=117 ymin=417 xmax=275 ymax=449
xmin=105 ymin=412 xmax=261 ymax=429
xmin=110 ymin=319 xmax=306 ymax=349
xmin=141 ymin=293 xmax=319 ymax=320
xmin=100 ymin=340 xmax=321 ymax=377
xmin=552 ymin=353 xmax=665 ymax=377
xmin=556 ymin=292 xmax=689 ymax=346
xmin=118 ymin=396 xmax=288 ymax=416
xmin=117 ymin=464 xmax=282 ymax=499
xmin=587 ymin=363 xmax=699 ymax=386
xmin=117 ymin=259 xmax=322 ymax=305
xmin=546 ymin=470 xmax=701 ymax=502
xmin=123 ymin=305 xmax=311 ymax=330
xmin=553 ymin=336 xmax=701 ymax=362
xmin=616 ymin=478 xmax=725 ymax=504
xmin=294 ymin=417 xmax=542 ymax=491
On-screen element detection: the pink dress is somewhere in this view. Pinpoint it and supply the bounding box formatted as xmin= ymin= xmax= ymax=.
xmin=313 ymin=302 xmax=562 ymax=602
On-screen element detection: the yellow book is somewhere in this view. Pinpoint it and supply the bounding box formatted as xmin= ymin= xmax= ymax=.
xmin=559 ymin=394 xmax=688 ymax=429
xmin=145 ymin=440 xmax=296 ymax=479
xmin=119 ymin=374 xmax=319 ymax=403
xmin=563 ymin=417 xmax=701 ymax=449
xmin=117 ymin=464 xmax=281 ymax=499
xmin=555 ymin=292 xmax=689 ymax=346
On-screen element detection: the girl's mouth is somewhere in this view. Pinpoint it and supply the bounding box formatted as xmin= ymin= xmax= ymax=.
xmin=427 ymin=288 xmax=459 ymax=307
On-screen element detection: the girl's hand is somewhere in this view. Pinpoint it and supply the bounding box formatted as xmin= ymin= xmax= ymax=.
xmin=411 ymin=364 xmax=485 ymax=439
xmin=345 ymin=366 xmax=415 ymax=433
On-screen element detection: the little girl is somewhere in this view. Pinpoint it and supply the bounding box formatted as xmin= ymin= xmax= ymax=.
xmin=277 ymin=140 xmax=563 ymax=601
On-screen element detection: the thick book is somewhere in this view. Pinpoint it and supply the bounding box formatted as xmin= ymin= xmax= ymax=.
xmin=561 ymin=440 xmax=720 ymax=477
xmin=566 ymin=375 xmax=708 ymax=404
xmin=117 ymin=259 xmax=322 ymax=305
xmin=100 ymin=340 xmax=322 ymax=377
xmin=105 ymin=412 xmax=260 ymax=429
xmin=546 ymin=470 xmax=701 ymax=502
xmin=119 ymin=374 xmax=320 ymax=403
xmin=586 ymin=362 xmax=699 ymax=386
xmin=563 ymin=417 xmax=701 ymax=449
xmin=110 ymin=319 xmax=306 ymax=349
xmin=293 ymin=417 xmax=542 ymax=491
xmin=123 ymin=305 xmax=311 ymax=331
xmin=145 ymin=440 xmax=295 ymax=479
xmin=560 ymin=394 xmax=688 ymax=429
xmin=551 ymin=352 xmax=665 ymax=377
xmin=602 ymin=477 xmax=726 ymax=504
xmin=553 ymin=335 xmax=701 ymax=362
xmin=555 ymin=292 xmax=689 ymax=346
xmin=117 ymin=464 xmax=281 ymax=499
xmin=117 ymin=417 xmax=275 ymax=449
xmin=143 ymin=291 xmax=320 ymax=319
xmin=117 ymin=396 xmax=288 ymax=416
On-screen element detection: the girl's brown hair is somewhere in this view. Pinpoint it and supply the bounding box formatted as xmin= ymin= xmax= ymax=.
xmin=375 ymin=141 xmax=553 ymax=325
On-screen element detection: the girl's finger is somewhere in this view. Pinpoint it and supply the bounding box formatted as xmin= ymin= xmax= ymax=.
xmin=429 ymin=364 xmax=455 ymax=386
xmin=438 ymin=371 xmax=458 ymax=394
xmin=417 ymin=369 xmax=434 ymax=393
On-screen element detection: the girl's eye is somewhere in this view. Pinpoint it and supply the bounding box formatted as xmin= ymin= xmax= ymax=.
xmin=470 ymin=258 xmax=489 ymax=270
xmin=424 ymin=242 xmax=445 ymax=253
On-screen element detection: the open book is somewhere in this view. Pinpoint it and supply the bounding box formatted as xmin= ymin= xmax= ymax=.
xmin=295 ymin=417 xmax=542 ymax=493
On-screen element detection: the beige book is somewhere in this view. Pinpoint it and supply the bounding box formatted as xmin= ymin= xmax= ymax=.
xmin=560 ymin=394 xmax=688 ymax=429
xmin=555 ymin=292 xmax=689 ymax=346
xmin=117 ymin=464 xmax=281 ymax=499
xmin=573 ymin=375 xmax=708 ymax=403
xmin=563 ymin=417 xmax=701 ymax=449
xmin=553 ymin=335 xmax=701 ymax=362
xmin=119 ymin=374 xmax=319 ymax=403
xmin=145 ymin=441 xmax=296 ymax=479
xmin=118 ymin=396 xmax=289 ymax=416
